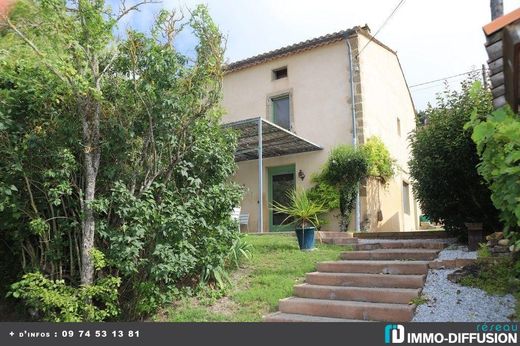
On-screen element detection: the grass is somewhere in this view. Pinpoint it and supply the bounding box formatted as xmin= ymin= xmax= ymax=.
xmin=156 ymin=234 xmax=347 ymax=322
xmin=458 ymin=257 xmax=520 ymax=321
xmin=409 ymin=295 xmax=428 ymax=306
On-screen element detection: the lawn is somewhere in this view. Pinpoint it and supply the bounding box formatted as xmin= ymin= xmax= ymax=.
xmin=155 ymin=234 xmax=347 ymax=322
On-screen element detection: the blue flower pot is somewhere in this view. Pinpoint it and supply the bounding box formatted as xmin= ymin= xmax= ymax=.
xmin=295 ymin=227 xmax=316 ymax=250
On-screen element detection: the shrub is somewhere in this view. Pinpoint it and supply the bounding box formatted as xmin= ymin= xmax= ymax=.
xmin=8 ymin=272 xmax=120 ymax=322
xmin=320 ymin=145 xmax=368 ymax=231
xmin=307 ymin=174 xmax=339 ymax=212
xmin=408 ymin=79 xmax=501 ymax=236
xmin=466 ymin=98 xmax=520 ymax=231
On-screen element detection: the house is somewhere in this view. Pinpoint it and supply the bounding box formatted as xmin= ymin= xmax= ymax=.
xmin=483 ymin=7 xmax=520 ymax=112
xmin=222 ymin=26 xmax=420 ymax=233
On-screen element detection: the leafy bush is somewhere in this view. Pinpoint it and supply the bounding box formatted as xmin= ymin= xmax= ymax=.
xmin=362 ymin=136 xmax=395 ymax=184
xmin=320 ymin=145 xmax=368 ymax=231
xmin=0 ymin=2 xmax=243 ymax=320
xmin=466 ymin=98 xmax=520 ymax=231
xmin=408 ymin=79 xmax=500 ymax=236
xmin=8 ymin=272 xmax=120 ymax=322
xmin=307 ymin=175 xmax=339 ymax=212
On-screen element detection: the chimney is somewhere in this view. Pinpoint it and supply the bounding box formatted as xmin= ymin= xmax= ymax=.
xmin=490 ymin=0 xmax=504 ymax=20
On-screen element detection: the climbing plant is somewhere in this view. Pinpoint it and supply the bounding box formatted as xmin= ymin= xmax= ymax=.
xmin=362 ymin=136 xmax=395 ymax=185
xmin=319 ymin=145 xmax=368 ymax=231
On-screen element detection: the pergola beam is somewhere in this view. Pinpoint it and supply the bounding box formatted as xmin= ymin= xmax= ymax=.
xmin=223 ymin=117 xmax=323 ymax=233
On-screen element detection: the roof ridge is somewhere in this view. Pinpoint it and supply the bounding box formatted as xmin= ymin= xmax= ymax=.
xmin=224 ymin=26 xmax=362 ymax=73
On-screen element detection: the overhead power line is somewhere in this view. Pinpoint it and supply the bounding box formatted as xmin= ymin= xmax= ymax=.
xmin=409 ymin=69 xmax=481 ymax=88
xmin=357 ymin=0 xmax=406 ymax=56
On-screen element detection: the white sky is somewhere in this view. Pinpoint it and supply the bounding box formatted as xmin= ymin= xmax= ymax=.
xmin=133 ymin=0 xmax=520 ymax=110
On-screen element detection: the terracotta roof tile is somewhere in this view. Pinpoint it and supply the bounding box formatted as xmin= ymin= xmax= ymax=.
xmin=483 ymin=7 xmax=520 ymax=36
xmin=223 ymin=28 xmax=357 ymax=72
xmin=223 ymin=25 xmax=397 ymax=73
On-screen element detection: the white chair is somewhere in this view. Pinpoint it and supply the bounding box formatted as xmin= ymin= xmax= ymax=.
xmin=231 ymin=207 xmax=241 ymax=222
xmin=239 ymin=213 xmax=250 ymax=232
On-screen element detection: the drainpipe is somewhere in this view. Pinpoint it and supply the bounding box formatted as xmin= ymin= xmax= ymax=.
xmin=346 ymin=34 xmax=361 ymax=233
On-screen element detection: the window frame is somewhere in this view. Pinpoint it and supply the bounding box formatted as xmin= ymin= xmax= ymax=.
xmin=272 ymin=66 xmax=288 ymax=80
xmin=402 ymin=181 xmax=411 ymax=215
xmin=266 ymin=89 xmax=294 ymax=131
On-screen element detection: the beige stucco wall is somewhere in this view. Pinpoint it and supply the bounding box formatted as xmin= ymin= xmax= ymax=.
xmin=223 ymin=35 xmax=419 ymax=233
xmin=223 ymin=41 xmax=353 ymax=232
xmin=356 ymin=34 xmax=420 ymax=231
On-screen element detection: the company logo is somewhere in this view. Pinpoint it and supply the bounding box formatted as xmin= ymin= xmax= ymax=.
xmin=385 ymin=324 xmax=405 ymax=344
xmin=384 ymin=323 xmax=518 ymax=344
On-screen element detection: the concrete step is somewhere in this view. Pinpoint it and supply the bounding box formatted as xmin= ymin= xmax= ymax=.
xmin=353 ymin=230 xmax=449 ymax=239
xmin=263 ymin=311 xmax=365 ymax=322
xmin=317 ymin=260 xmax=430 ymax=275
xmin=294 ymin=284 xmax=421 ymax=304
xmin=378 ymin=241 xmax=447 ymax=250
xmin=319 ymin=232 xmax=353 ymax=238
xmin=279 ymin=297 xmax=415 ymax=322
xmin=305 ymin=272 xmax=425 ymax=289
xmin=353 ymin=243 xmax=382 ymax=251
xmin=328 ymin=238 xmax=359 ymax=245
xmin=354 ymin=241 xmax=447 ymax=251
xmin=341 ymin=249 xmax=439 ymax=261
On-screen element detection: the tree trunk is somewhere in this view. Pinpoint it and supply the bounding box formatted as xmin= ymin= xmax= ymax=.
xmin=80 ymin=96 xmax=101 ymax=286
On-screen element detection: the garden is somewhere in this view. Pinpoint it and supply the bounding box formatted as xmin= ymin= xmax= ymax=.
xmin=0 ymin=0 xmax=386 ymax=322
xmin=154 ymin=234 xmax=346 ymax=322
xmin=1 ymin=0 xmax=519 ymax=324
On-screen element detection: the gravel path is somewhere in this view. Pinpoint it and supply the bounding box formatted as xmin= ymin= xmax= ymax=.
xmin=437 ymin=245 xmax=477 ymax=260
xmin=413 ymin=269 xmax=516 ymax=322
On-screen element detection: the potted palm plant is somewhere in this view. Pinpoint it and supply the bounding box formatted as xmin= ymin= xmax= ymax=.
xmin=271 ymin=188 xmax=328 ymax=251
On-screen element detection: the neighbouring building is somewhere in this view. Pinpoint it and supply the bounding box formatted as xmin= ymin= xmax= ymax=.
xmin=483 ymin=7 xmax=520 ymax=112
xmin=222 ymin=26 xmax=420 ymax=233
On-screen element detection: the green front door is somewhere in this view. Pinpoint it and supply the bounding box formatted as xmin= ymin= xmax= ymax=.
xmin=268 ymin=164 xmax=296 ymax=232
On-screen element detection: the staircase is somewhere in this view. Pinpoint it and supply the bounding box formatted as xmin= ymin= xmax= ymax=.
xmin=264 ymin=238 xmax=448 ymax=322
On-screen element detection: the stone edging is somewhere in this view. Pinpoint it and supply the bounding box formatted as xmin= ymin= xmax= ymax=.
xmin=428 ymin=259 xmax=476 ymax=269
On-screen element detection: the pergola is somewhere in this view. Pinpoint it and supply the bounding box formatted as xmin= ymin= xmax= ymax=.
xmin=224 ymin=117 xmax=322 ymax=232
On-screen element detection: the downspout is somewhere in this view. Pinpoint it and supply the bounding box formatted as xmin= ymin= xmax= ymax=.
xmin=345 ymin=34 xmax=361 ymax=233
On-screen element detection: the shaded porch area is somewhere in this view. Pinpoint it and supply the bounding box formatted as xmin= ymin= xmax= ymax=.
xmin=224 ymin=117 xmax=322 ymax=232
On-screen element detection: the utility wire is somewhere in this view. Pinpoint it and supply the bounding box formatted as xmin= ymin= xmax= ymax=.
xmin=357 ymin=0 xmax=406 ymax=57
xmin=409 ymin=69 xmax=480 ymax=88
xmin=410 ymin=75 xmax=472 ymax=93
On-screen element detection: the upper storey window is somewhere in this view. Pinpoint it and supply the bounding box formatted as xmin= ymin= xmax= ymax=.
xmin=272 ymin=95 xmax=290 ymax=130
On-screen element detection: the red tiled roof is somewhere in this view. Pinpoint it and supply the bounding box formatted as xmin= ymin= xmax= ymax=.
xmin=483 ymin=7 xmax=520 ymax=36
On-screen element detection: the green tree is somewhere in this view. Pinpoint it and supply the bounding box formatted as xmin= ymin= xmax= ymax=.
xmin=0 ymin=1 xmax=243 ymax=320
xmin=408 ymin=78 xmax=501 ymax=235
